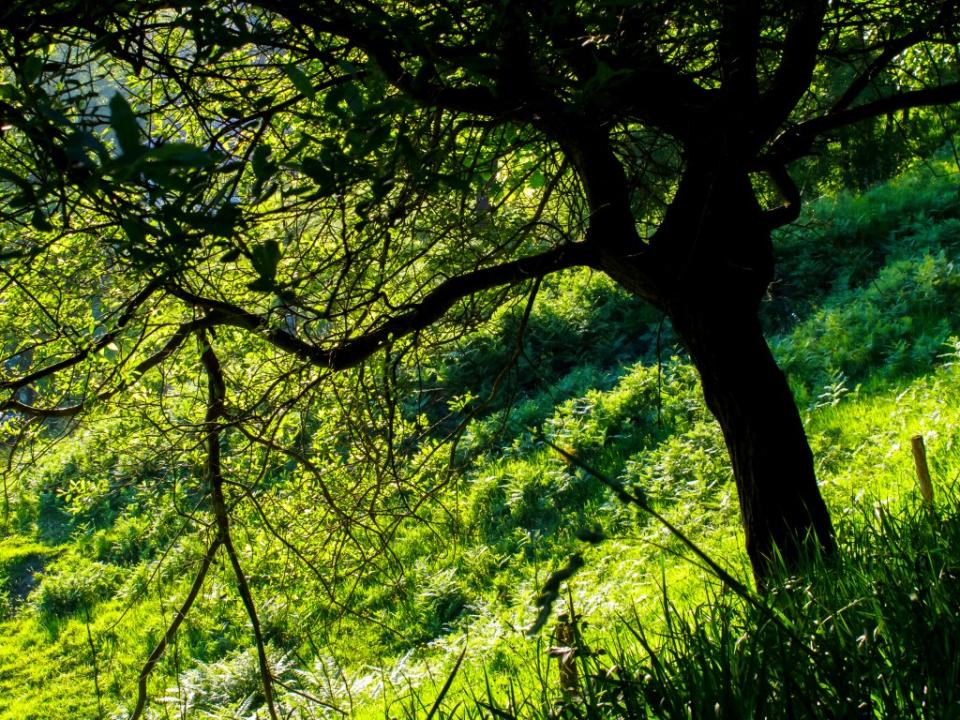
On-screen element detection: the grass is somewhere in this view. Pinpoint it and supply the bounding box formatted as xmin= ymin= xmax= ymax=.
xmin=2 ymin=349 xmax=958 ymax=719
xmin=2 ymin=347 xmax=959 ymax=719
xmin=2 ymin=163 xmax=960 ymax=718
xmin=320 ymin=360 xmax=960 ymax=720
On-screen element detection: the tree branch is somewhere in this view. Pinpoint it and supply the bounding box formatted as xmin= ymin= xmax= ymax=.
xmin=129 ymin=534 xmax=222 ymax=720
xmin=828 ymin=3 xmax=956 ymax=116
xmin=761 ymin=163 xmax=802 ymax=229
xmin=0 ymin=279 xmax=162 ymax=392
xmin=257 ymin=1 xmax=529 ymax=119
xmin=172 ymin=243 xmax=588 ymax=370
xmin=758 ymin=1 xmax=829 ymax=137
xmin=199 ymin=331 xmax=280 ymax=720
xmin=718 ymin=0 xmax=761 ymax=105
xmin=767 ymin=80 xmax=960 ymax=162
xmin=1 ymin=317 xmax=206 ymax=418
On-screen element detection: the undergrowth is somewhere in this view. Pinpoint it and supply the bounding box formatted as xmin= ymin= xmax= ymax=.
xmin=407 ymin=491 xmax=960 ymax=720
xmin=1 ymin=162 xmax=960 ymax=718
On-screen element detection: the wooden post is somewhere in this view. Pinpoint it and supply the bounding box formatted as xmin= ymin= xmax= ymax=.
xmin=911 ymin=434 xmax=934 ymax=504
xmin=552 ymin=613 xmax=579 ymax=699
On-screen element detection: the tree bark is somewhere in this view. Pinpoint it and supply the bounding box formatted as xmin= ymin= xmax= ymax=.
xmin=602 ymin=163 xmax=836 ymax=586
xmin=670 ymin=298 xmax=836 ymax=585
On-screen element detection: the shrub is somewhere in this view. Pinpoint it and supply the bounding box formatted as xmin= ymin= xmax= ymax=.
xmin=30 ymin=555 xmax=124 ymax=616
xmin=775 ymin=251 xmax=960 ymax=395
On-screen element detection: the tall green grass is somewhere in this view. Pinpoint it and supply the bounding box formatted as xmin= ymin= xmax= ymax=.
xmin=382 ymin=491 xmax=960 ymax=719
xmin=2 ymin=163 xmax=960 ymax=718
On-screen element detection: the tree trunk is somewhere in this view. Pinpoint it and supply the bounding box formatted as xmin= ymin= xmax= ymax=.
xmin=670 ymin=298 xmax=836 ymax=586
xmin=603 ymin=162 xmax=836 ymax=586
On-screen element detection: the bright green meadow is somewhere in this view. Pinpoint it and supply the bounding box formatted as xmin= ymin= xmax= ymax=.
xmin=3 ymin=161 xmax=960 ymax=719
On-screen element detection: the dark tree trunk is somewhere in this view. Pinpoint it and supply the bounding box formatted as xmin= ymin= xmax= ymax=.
xmin=670 ymin=298 xmax=836 ymax=585
xmin=670 ymin=166 xmax=835 ymax=585
xmin=601 ymin=162 xmax=836 ymax=586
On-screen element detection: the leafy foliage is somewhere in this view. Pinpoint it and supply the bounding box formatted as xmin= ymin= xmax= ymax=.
xmin=0 ymin=1 xmax=960 ymax=718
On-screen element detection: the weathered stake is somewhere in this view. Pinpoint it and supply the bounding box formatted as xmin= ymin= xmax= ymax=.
xmin=551 ymin=613 xmax=579 ymax=699
xmin=911 ymin=434 xmax=934 ymax=504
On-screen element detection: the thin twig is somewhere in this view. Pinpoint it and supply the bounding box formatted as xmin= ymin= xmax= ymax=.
xmin=538 ymin=434 xmax=816 ymax=656
xmin=83 ymin=606 xmax=104 ymax=720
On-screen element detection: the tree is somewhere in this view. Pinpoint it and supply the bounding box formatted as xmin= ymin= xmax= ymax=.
xmin=1 ymin=0 xmax=959 ymax=593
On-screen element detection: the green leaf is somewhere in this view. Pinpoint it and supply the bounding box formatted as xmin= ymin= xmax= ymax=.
xmin=352 ymin=123 xmax=392 ymax=157
xmin=109 ymin=92 xmax=142 ymax=157
xmin=0 ymin=83 xmax=19 ymax=100
xmin=120 ymin=218 xmax=147 ymax=246
xmin=145 ymin=142 xmax=215 ymax=167
xmin=64 ymin=130 xmax=109 ymax=167
xmin=0 ymin=167 xmax=32 ymax=192
xmin=246 ymin=277 xmax=276 ymax=292
xmin=278 ymin=134 xmax=310 ymax=164
xmin=30 ymin=208 xmax=52 ymax=232
xmin=300 ymin=157 xmax=337 ymax=195
xmin=21 ymin=56 xmax=43 ymax=85
xmin=323 ymin=84 xmax=348 ymax=115
xmin=582 ymin=60 xmax=632 ymax=96
xmin=344 ymin=83 xmax=364 ymax=113
xmin=251 ymin=143 xmax=275 ymax=181
xmin=192 ymin=204 xmax=241 ymax=238
xmin=324 ymin=82 xmax=362 ymax=115
xmin=249 ymin=239 xmax=281 ymax=290
xmin=282 ymin=64 xmax=315 ymax=100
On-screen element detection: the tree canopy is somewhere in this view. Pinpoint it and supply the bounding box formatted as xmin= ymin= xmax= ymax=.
xmin=1 ymin=1 xmax=960 ymax=713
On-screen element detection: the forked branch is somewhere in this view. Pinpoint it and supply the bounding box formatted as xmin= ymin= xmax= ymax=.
xmin=199 ymin=330 xmax=280 ymax=720
xmin=129 ymin=534 xmax=222 ymax=720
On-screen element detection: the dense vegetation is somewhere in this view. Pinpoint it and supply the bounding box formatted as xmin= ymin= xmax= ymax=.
xmin=2 ymin=155 xmax=960 ymax=718
xmin=3 ymin=2 xmax=960 ymax=718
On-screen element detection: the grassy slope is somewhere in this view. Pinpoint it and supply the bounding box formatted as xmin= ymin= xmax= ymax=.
xmin=2 ymin=162 xmax=960 ymax=718
xmin=340 ymin=360 xmax=960 ymax=719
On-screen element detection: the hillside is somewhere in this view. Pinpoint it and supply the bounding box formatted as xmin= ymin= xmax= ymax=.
xmin=2 ymin=159 xmax=960 ymax=718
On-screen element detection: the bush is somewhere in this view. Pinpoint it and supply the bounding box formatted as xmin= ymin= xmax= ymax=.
xmin=82 ymin=514 xmax=152 ymax=565
xmin=169 ymin=647 xmax=295 ymax=717
xmin=775 ymin=251 xmax=960 ymax=396
xmin=426 ymin=491 xmax=960 ymax=719
xmin=768 ymin=165 xmax=960 ymax=333
xmin=31 ymin=555 xmax=124 ymax=616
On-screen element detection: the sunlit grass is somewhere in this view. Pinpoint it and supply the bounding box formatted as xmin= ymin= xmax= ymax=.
xmin=3 ymin=163 xmax=960 ymax=718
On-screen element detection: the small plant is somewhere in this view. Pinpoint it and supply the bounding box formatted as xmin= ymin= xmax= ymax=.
xmin=814 ymin=369 xmax=851 ymax=409
xmin=165 ymin=646 xmax=296 ymax=717
xmin=938 ymin=335 xmax=960 ymax=366
xmin=30 ymin=555 xmax=123 ymax=617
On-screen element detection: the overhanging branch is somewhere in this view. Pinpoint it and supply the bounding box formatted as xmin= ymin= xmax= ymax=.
xmin=761 ymin=163 xmax=802 ymax=229
xmin=767 ymin=80 xmax=960 ymax=163
xmin=828 ymin=2 xmax=957 ymax=117
xmin=0 ymin=279 xmax=162 ymax=392
xmin=1 ymin=317 xmax=206 ymax=418
xmin=173 ymin=242 xmax=589 ymax=370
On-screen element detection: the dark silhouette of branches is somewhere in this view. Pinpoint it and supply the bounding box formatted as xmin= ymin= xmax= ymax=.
xmin=199 ymin=330 xmax=280 ymax=720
